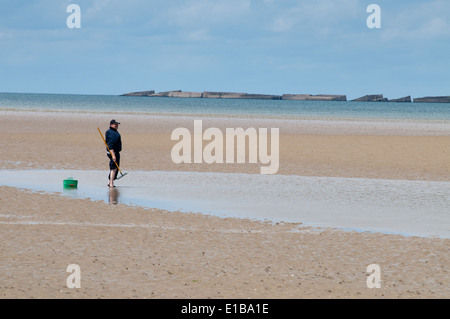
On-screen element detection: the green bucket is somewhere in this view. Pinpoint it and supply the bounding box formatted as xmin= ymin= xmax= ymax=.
xmin=63 ymin=177 xmax=78 ymax=189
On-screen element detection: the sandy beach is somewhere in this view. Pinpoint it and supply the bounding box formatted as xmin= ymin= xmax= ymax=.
xmin=0 ymin=110 xmax=449 ymax=298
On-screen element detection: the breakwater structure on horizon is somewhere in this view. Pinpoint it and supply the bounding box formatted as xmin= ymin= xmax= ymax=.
xmin=121 ymin=90 xmax=450 ymax=103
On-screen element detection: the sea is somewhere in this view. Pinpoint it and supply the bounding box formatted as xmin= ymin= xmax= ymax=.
xmin=1 ymin=92 xmax=450 ymax=121
xmin=1 ymin=92 xmax=450 ymax=238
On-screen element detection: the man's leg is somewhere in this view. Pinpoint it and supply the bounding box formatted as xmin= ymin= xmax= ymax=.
xmin=108 ymin=153 xmax=118 ymax=187
xmin=109 ymin=168 xmax=118 ymax=187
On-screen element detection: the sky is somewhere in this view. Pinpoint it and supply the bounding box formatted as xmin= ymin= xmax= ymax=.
xmin=0 ymin=0 xmax=449 ymax=100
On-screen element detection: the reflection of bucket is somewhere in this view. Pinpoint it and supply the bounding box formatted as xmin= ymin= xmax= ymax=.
xmin=63 ymin=177 xmax=78 ymax=189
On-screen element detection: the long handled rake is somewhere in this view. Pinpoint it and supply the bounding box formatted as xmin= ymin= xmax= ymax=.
xmin=97 ymin=127 xmax=128 ymax=180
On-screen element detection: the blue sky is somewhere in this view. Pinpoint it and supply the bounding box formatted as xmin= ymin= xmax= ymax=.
xmin=0 ymin=0 xmax=449 ymax=99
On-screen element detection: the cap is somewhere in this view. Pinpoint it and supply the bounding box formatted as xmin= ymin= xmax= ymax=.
xmin=110 ymin=119 xmax=121 ymax=125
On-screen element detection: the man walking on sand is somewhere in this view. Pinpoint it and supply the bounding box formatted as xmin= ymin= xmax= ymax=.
xmin=105 ymin=119 xmax=122 ymax=188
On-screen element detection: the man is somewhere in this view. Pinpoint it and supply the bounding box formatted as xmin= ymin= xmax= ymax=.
xmin=105 ymin=119 xmax=122 ymax=188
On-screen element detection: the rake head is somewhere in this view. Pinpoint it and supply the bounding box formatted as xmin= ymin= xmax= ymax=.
xmin=116 ymin=172 xmax=128 ymax=180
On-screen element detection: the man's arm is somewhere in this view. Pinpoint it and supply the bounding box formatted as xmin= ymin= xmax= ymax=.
xmin=110 ymin=149 xmax=116 ymax=162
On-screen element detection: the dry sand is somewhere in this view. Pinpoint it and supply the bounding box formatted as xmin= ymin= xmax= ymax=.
xmin=0 ymin=110 xmax=449 ymax=299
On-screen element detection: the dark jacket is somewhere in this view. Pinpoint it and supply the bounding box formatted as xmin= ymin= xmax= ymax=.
xmin=105 ymin=127 xmax=122 ymax=153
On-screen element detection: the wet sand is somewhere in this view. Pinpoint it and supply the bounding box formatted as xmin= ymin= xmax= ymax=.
xmin=2 ymin=110 xmax=450 ymax=180
xmin=0 ymin=110 xmax=449 ymax=298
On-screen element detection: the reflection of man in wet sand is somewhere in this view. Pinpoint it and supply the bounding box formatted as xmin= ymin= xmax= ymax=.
xmin=109 ymin=187 xmax=119 ymax=205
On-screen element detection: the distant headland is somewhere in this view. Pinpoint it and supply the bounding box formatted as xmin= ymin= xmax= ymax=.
xmin=121 ymin=90 xmax=450 ymax=103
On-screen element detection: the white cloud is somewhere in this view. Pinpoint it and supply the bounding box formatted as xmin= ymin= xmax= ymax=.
xmin=270 ymin=16 xmax=296 ymax=33
xmin=165 ymin=0 xmax=252 ymax=27
xmin=0 ymin=31 xmax=13 ymax=40
xmin=381 ymin=0 xmax=450 ymax=41
xmin=186 ymin=29 xmax=212 ymax=41
xmin=266 ymin=0 xmax=359 ymax=34
xmin=85 ymin=0 xmax=112 ymax=16
xmin=420 ymin=17 xmax=450 ymax=37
